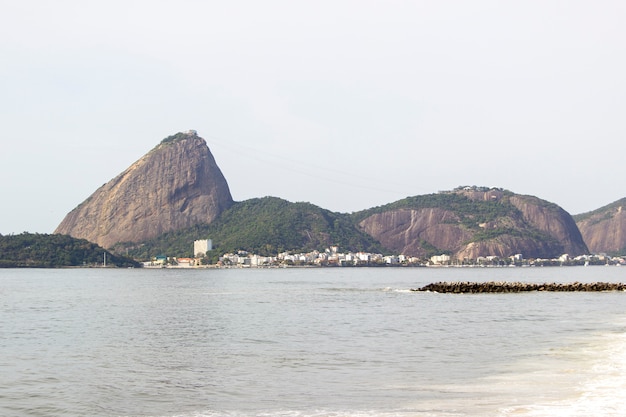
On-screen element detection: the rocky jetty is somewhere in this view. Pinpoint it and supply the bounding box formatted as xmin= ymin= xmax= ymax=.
xmin=412 ymin=281 xmax=626 ymax=293
xmin=55 ymin=131 xmax=234 ymax=248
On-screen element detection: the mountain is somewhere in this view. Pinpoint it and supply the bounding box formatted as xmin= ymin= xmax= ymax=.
xmin=116 ymin=187 xmax=588 ymax=262
xmin=0 ymin=233 xmax=139 ymax=268
xmin=574 ymin=198 xmax=626 ymax=255
xmin=113 ymin=197 xmax=385 ymax=260
xmin=352 ymin=186 xmax=588 ymax=259
xmin=54 ymin=130 xmax=591 ymax=261
xmin=55 ymin=131 xmax=234 ymax=248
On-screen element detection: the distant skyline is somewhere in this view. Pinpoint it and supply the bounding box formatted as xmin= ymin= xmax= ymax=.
xmin=1 ymin=1 xmax=625 ymax=234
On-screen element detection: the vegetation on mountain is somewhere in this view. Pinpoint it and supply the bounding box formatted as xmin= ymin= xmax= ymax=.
xmin=352 ymin=191 xmax=544 ymax=239
xmin=573 ymin=197 xmax=626 ymax=223
xmin=159 ymin=131 xmax=195 ymax=146
xmin=113 ymin=197 xmax=386 ymax=261
xmin=0 ymin=233 xmax=140 ymax=268
xmin=353 ymin=188 xmax=582 ymax=259
xmin=110 ymin=188 xmax=585 ymax=261
xmin=352 ymin=192 xmax=517 ymax=230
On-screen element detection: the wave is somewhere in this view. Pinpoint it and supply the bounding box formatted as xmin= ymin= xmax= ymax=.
xmin=322 ymin=287 xmax=412 ymax=293
xmin=124 ymin=410 xmax=461 ymax=417
xmin=498 ymin=330 xmax=626 ymax=417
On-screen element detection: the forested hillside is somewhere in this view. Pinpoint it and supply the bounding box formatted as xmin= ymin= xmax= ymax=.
xmin=0 ymin=233 xmax=140 ymax=268
xmin=352 ymin=191 xmax=519 ymax=232
xmin=113 ymin=197 xmax=385 ymax=260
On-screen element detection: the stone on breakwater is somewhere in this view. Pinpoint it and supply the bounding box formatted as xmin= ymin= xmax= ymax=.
xmin=411 ymin=281 xmax=626 ymax=293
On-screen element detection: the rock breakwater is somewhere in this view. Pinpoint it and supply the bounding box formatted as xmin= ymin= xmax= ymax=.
xmin=412 ymin=281 xmax=626 ymax=293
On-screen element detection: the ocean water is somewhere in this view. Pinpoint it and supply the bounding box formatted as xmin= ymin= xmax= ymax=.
xmin=1 ymin=266 xmax=625 ymax=417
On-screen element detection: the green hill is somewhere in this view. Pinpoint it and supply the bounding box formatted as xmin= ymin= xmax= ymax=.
xmin=351 ymin=190 xmax=519 ymax=229
xmin=113 ymin=197 xmax=386 ymax=260
xmin=0 ymin=233 xmax=140 ymax=268
xmin=109 ymin=188 xmax=588 ymax=262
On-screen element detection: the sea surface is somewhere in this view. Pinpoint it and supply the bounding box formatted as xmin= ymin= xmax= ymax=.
xmin=1 ymin=266 xmax=626 ymax=417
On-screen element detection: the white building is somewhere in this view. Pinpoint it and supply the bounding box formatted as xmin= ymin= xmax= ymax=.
xmin=194 ymin=239 xmax=212 ymax=257
xmin=430 ymin=254 xmax=451 ymax=265
xmin=357 ymin=252 xmax=371 ymax=262
xmin=384 ymin=255 xmax=399 ymax=264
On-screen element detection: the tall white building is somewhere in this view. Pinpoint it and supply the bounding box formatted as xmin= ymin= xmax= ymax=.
xmin=194 ymin=239 xmax=212 ymax=257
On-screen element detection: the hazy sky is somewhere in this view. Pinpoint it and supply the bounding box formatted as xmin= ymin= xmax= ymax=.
xmin=1 ymin=1 xmax=625 ymax=234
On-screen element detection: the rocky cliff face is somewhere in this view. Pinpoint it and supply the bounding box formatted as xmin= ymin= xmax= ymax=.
xmin=55 ymin=131 xmax=234 ymax=248
xmin=507 ymin=194 xmax=588 ymax=255
xmin=357 ymin=188 xmax=588 ymax=259
xmin=358 ymin=208 xmax=473 ymax=257
xmin=575 ymin=198 xmax=626 ymax=254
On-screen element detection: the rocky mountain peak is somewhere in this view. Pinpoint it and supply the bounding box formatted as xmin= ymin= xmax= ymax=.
xmin=55 ymin=131 xmax=234 ymax=248
xmin=575 ymin=198 xmax=626 ymax=254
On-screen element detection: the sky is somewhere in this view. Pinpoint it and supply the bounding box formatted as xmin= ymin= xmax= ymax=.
xmin=1 ymin=1 xmax=625 ymax=235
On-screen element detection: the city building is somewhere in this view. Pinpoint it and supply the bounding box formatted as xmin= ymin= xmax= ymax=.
xmin=194 ymin=239 xmax=212 ymax=257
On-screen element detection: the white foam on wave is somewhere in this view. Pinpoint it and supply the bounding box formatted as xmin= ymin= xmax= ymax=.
xmin=139 ymin=410 xmax=459 ymax=417
xmin=498 ymin=330 xmax=626 ymax=417
xmin=381 ymin=287 xmax=412 ymax=293
xmin=125 ymin=330 xmax=626 ymax=417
